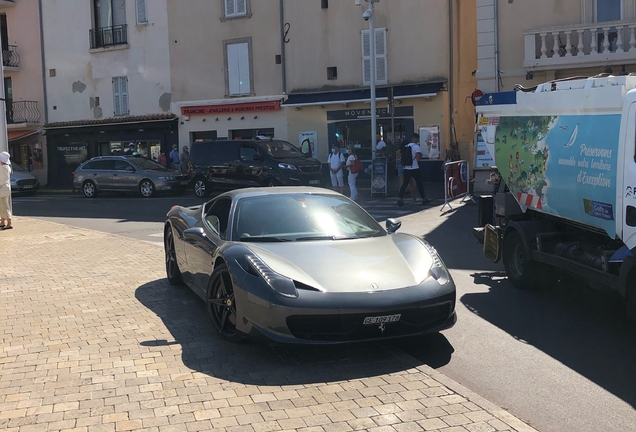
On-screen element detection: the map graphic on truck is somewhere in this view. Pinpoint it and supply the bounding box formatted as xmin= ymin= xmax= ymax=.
xmin=486 ymin=114 xmax=620 ymax=238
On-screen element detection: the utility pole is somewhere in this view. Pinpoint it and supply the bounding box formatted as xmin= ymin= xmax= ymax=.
xmin=368 ymin=0 xmax=377 ymax=160
xmin=0 ymin=29 xmax=8 ymax=154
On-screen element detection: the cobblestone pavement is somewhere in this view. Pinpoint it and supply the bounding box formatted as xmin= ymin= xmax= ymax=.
xmin=0 ymin=217 xmax=538 ymax=432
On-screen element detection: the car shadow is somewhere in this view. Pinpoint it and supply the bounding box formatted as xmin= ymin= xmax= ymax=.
xmin=134 ymin=279 xmax=455 ymax=386
xmin=462 ymin=271 xmax=636 ymax=408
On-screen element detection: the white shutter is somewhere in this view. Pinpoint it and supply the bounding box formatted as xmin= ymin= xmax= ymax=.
xmin=375 ymin=28 xmax=387 ymax=84
xmin=237 ymin=43 xmax=250 ymax=94
xmin=136 ymin=0 xmax=148 ymax=25
xmin=236 ymin=0 xmax=247 ymax=15
xmin=361 ymin=30 xmax=371 ymax=85
xmin=227 ymin=44 xmax=240 ymax=95
xmin=113 ymin=77 xmax=121 ymax=116
xmin=121 ymin=77 xmax=129 ymax=115
xmin=225 ymin=0 xmax=235 ymax=17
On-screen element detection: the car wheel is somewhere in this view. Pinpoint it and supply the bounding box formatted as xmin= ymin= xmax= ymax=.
xmin=83 ymin=180 xmax=98 ymax=198
xmin=206 ymin=264 xmax=244 ymax=342
xmin=502 ymin=230 xmax=540 ymax=290
xmin=626 ymin=270 xmax=636 ymax=327
xmin=264 ymin=178 xmax=276 ymax=187
xmin=164 ymin=226 xmax=183 ymax=285
xmin=139 ymin=179 xmax=155 ymax=198
xmin=194 ymin=178 xmax=209 ymax=198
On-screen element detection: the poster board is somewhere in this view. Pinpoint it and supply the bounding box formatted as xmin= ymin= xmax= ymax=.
xmin=371 ymin=157 xmax=387 ymax=196
xmin=418 ymin=125 xmax=441 ymax=159
xmin=298 ymin=131 xmax=318 ymax=160
xmin=473 ymin=130 xmax=495 ymax=169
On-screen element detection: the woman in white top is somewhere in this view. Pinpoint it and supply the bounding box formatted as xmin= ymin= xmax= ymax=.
xmin=345 ymin=145 xmax=359 ymax=201
xmin=0 ymin=151 xmax=13 ymax=230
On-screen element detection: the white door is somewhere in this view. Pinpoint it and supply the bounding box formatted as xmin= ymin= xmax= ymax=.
xmin=623 ymin=105 xmax=636 ymax=250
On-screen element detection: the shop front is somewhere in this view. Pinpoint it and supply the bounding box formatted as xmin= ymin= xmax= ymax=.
xmin=45 ymin=114 xmax=178 ymax=188
xmin=7 ymin=129 xmax=47 ymax=185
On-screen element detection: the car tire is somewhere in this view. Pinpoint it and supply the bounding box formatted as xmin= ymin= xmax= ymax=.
xmin=503 ymin=230 xmax=541 ymax=290
xmin=626 ymin=270 xmax=636 ymax=327
xmin=206 ymin=263 xmax=244 ymax=342
xmin=164 ymin=225 xmax=183 ymax=286
xmin=82 ymin=180 xmax=98 ymax=198
xmin=193 ymin=178 xmax=210 ymax=198
xmin=264 ymin=178 xmax=276 ymax=187
xmin=139 ymin=179 xmax=155 ymax=198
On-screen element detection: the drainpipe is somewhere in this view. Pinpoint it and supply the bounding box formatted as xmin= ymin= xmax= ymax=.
xmin=38 ymin=0 xmax=48 ymax=125
xmin=279 ymin=0 xmax=287 ymax=94
xmin=449 ymin=0 xmax=455 ymax=148
xmin=494 ymin=0 xmax=500 ymax=91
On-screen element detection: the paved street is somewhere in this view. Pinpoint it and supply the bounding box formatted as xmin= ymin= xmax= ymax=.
xmin=0 ymin=215 xmax=536 ymax=432
xmin=5 ymin=191 xmax=636 ymax=432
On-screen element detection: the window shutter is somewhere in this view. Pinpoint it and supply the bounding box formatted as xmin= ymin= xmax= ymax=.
xmin=237 ymin=43 xmax=250 ymax=94
xmin=113 ymin=78 xmax=121 ymax=116
xmin=236 ymin=0 xmax=247 ymax=15
xmin=121 ymin=77 xmax=129 ymax=115
xmin=227 ymin=44 xmax=240 ymax=95
xmin=375 ymin=28 xmax=387 ymax=84
xmin=136 ymin=0 xmax=148 ymax=25
xmin=225 ymin=0 xmax=235 ymax=17
xmin=361 ymin=30 xmax=371 ymax=85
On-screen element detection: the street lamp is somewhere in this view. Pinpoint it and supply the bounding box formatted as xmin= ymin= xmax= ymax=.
xmin=359 ymin=0 xmax=380 ymax=160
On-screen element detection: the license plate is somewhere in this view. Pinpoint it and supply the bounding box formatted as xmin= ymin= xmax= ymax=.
xmin=180 ymin=180 xmax=189 ymax=185
xmin=22 ymin=185 xmax=34 ymax=189
xmin=363 ymin=314 xmax=401 ymax=325
xmin=309 ymin=180 xmax=320 ymax=185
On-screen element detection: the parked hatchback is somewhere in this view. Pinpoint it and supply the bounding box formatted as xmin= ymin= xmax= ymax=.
xmin=188 ymin=139 xmax=322 ymax=197
xmin=10 ymin=163 xmax=39 ymax=194
xmin=73 ymin=156 xmax=189 ymax=198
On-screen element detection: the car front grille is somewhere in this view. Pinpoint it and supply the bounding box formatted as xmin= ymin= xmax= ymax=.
xmin=17 ymin=179 xmax=37 ymax=186
xmin=286 ymin=302 xmax=453 ymax=342
xmin=298 ymin=165 xmax=320 ymax=173
xmin=175 ymin=175 xmax=189 ymax=181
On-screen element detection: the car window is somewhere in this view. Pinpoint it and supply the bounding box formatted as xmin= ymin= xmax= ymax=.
xmin=115 ymin=160 xmax=134 ymax=171
xmin=84 ymin=160 xmax=115 ymax=170
xmin=191 ymin=141 xmax=240 ymax=164
xmin=128 ymin=157 xmax=168 ymax=171
xmin=232 ymin=193 xmax=385 ymax=242
xmin=240 ymin=144 xmax=258 ymax=161
xmin=257 ymin=140 xmax=305 ymax=159
xmin=204 ymin=198 xmax=232 ymax=239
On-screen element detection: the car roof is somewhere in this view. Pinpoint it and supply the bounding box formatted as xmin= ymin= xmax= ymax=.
xmin=217 ymin=187 xmax=341 ymax=200
xmin=83 ymin=155 xmax=149 ymax=161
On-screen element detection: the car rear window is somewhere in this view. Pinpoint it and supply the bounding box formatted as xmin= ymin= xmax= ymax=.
xmin=191 ymin=141 xmax=240 ymax=164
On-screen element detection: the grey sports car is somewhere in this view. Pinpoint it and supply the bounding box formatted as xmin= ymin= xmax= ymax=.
xmin=164 ymin=187 xmax=456 ymax=343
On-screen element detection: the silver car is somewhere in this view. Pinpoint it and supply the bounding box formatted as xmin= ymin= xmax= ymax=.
xmin=10 ymin=163 xmax=40 ymax=194
xmin=73 ymin=156 xmax=189 ymax=198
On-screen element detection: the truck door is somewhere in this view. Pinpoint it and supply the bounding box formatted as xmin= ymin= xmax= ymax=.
xmin=624 ymin=105 xmax=636 ymax=250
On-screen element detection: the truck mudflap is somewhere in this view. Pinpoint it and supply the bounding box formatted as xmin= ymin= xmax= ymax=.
xmin=483 ymin=224 xmax=502 ymax=263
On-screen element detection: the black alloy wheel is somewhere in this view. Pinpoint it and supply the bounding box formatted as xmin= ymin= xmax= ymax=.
xmin=206 ymin=264 xmax=244 ymax=342
xmin=164 ymin=226 xmax=183 ymax=285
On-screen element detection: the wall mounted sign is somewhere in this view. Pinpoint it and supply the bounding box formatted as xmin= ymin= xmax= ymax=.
xmin=181 ymin=101 xmax=281 ymax=116
xmin=327 ymin=106 xmax=413 ymax=121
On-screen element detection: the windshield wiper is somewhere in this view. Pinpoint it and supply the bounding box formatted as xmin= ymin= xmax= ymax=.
xmin=240 ymin=236 xmax=291 ymax=242
xmin=295 ymin=235 xmax=356 ymax=241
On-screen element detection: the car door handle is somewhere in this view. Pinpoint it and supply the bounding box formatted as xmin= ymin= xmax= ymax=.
xmin=627 ymin=205 xmax=636 ymax=227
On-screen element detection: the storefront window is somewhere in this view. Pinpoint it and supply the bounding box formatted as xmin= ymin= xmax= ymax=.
xmin=334 ymin=120 xmax=407 ymax=160
xmin=230 ymin=128 xmax=275 ymax=140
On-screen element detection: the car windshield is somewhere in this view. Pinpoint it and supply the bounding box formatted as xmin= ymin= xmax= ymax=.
xmin=129 ymin=157 xmax=169 ymax=171
xmin=257 ymin=140 xmax=305 ymax=159
xmin=232 ymin=193 xmax=386 ymax=242
xmin=11 ymin=163 xmax=25 ymax=171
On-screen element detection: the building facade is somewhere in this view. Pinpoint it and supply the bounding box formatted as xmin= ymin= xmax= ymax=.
xmin=0 ymin=0 xmax=47 ymax=185
xmin=42 ymin=0 xmax=176 ymax=187
xmin=477 ymin=0 xmax=636 ymax=93
xmin=168 ymin=0 xmax=477 ymax=176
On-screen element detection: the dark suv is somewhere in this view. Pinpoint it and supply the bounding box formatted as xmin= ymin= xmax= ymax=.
xmin=188 ymin=139 xmax=322 ymax=197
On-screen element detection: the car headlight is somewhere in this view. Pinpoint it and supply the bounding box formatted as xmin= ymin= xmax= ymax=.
xmin=158 ymin=176 xmax=175 ymax=181
xmin=422 ymin=242 xmax=451 ymax=285
xmin=278 ymin=163 xmax=297 ymax=171
xmin=245 ymin=253 xmax=298 ymax=298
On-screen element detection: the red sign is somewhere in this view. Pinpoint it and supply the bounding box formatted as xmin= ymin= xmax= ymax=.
xmin=445 ymin=160 xmax=469 ymax=198
xmin=181 ymin=101 xmax=280 ymax=116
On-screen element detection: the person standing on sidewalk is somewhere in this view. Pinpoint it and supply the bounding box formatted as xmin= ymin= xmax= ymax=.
xmin=0 ymin=151 xmax=13 ymax=230
xmin=345 ymin=145 xmax=359 ymax=201
xmin=397 ymin=133 xmax=429 ymax=207
xmin=169 ymin=144 xmax=180 ymax=171
xmin=328 ymin=145 xmax=346 ymax=194
xmin=180 ymin=146 xmax=190 ymax=172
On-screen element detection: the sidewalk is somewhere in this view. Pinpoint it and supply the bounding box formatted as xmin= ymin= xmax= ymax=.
xmin=0 ymin=217 xmax=537 ymax=432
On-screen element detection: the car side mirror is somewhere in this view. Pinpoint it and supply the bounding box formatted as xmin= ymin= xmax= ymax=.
xmin=125 ymin=166 xmax=136 ymax=172
xmin=386 ymin=218 xmax=402 ymax=234
xmin=183 ymin=227 xmax=207 ymax=242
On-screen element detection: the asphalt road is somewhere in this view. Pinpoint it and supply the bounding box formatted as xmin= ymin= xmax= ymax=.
xmin=11 ymin=190 xmax=636 ymax=432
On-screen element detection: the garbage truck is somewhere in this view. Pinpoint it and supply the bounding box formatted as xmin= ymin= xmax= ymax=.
xmin=472 ymin=75 xmax=636 ymax=322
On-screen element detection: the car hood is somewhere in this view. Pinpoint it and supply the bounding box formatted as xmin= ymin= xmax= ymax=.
xmin=243 ymin=233 xmax=435 ymax=293
xmin=10 ymin=171 xmax=37 ymax=181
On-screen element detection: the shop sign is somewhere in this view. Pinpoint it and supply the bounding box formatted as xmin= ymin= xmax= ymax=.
xmin=181 ymin=101 xmax=280 ymax=116
xmin=56 ymin=144 xmax=88 ymax=165
xmin=327 ymin=106 xmax=413 ymax=121
xmin=371 ymin=157 xmax=388 ymax=196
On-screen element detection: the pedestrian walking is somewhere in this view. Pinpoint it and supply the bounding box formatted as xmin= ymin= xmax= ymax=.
xmin=397 ymin=133 xmax=429 ymax=207
xmin=328 ymin=145 xmax=346 ymax=194
xmin=0 ymin=151 xmax=13 ymax=230
xmin=169 ymin=144 xmax=180 ymax=171
xmin=345 ymin=145 xmax=360 ymax=201
xmin=180 ymin=145 xmax=190 ymax=172
xmin=395 ymin=142 xmax=418 ymax=203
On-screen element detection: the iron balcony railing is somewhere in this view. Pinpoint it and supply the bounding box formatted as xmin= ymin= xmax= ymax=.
xmin=6 ymin=100 xmax=40 ymax=124
xmin=89 ymin=24 xmax=128 ymax=49
xmin=3 ymin=45 xmax=19 ymax=68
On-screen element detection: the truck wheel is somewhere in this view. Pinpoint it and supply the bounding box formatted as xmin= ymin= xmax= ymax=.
xmin=626 ymin=271 xmax=636 ymax=326
xmin=503 ymin=230 xmax=540 ymax=290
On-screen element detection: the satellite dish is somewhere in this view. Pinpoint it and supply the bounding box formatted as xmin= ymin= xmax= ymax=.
xmin=471 ymin=89 xmax=484 ymax=106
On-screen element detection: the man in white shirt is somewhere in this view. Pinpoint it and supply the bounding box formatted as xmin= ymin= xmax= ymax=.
xmin=397 ymin=133 xmax=429 ymax=207
xmin=328 ymin=145 xmax=346 ymax=194
xmin=376 ymin=134 xmax=386 ymax=151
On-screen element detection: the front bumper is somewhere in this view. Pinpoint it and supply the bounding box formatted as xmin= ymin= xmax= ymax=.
xmin=233 ymin=270 xmax=456 ymax=344
xmin=11 ymin=180 xmax=39 ymax=193
xmin=279 ymin=169 xmax=322 ymax=186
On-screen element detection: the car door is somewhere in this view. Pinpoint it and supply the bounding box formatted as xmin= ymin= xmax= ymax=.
xmin=207 ymin=141 xmax=239 ymax=186
xmin=88 ymin=159 xmax=116 ymax=190
xmin=623 ymin=105 xmax=636 ymax=250
xmin=113 ymin=159 xmax=139 ymax=191
xmin=237 ymin=143 xmax=263 ymax=186
xmin=183 ymin=197 xmax=232 ymax=297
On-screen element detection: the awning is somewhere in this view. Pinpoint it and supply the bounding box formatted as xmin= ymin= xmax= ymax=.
xmin=8 ymin=129 xmax=40 ymax=142
xmin=282 ymin=82 xmax=446 ymax=107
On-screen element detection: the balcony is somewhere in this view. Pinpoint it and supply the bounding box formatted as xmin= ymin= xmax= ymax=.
xmin=6 ymin=101 xmax=40 ymax=125
xmin=0 ymin=0 xmax=15 ymax=9
xmin=524 ymin=20 xmax=636 ymax=70
xmin=3 ymin=45 xmax=19 ymax=69
xmin=89 ymin=24 xmax=128 ymax=49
